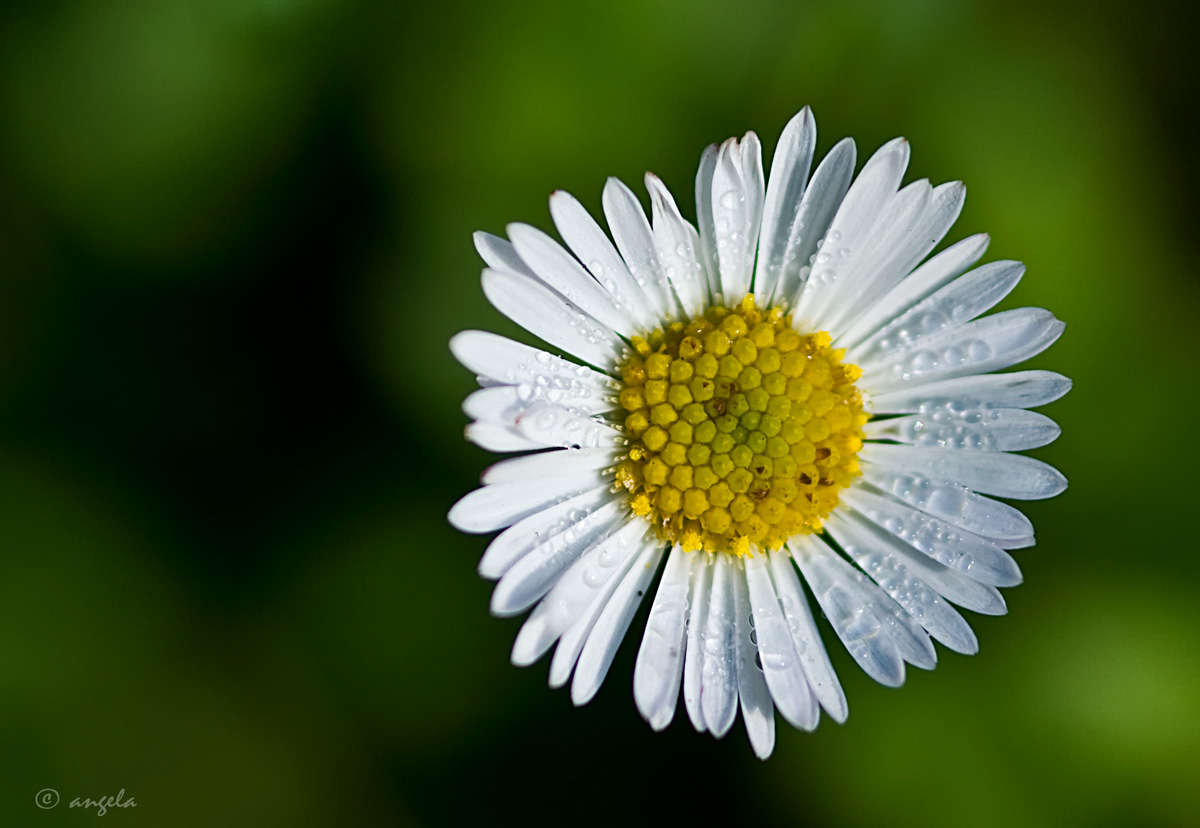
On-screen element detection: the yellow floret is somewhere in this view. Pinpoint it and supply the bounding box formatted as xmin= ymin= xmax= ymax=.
xmin=646 ymin=353 xmax=671 ymax=379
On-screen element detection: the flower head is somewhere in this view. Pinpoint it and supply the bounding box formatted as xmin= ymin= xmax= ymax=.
xmin=448 ymin=106 xmax=1068 ymax=759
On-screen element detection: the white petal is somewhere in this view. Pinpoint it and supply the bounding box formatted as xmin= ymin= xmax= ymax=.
xmin=478 ymin=485 xmax=614 ymax=579
xmin=571 ymin=539 xmax=665 ymax=705
xmin=868 ymin=370 xmax=1073 ymax=414
xmin=694 ymin=143 xmax=722 ymax=299
xmin=767 ymin=549 xmax=847 ymax=722
xmin=828 ymin=511 xmax=979 ymax=655
xmin=448 ymin=469 xmax=606 ymax=534
xmin=482 ymin=448 xmax=617 ymax=485
xmin=513 ymin=403 xmax=623 ymax=450
xmin=549 ymin=526 xmax=651 ymax=688
xmin=773 ymin=138 xmax=857 ymax=310
xmin=491 ymin=501 xmax=627 ymax=616
xmin=507 ymin=222 xmax=637 ymax=336
xmin=791 ymin=535 xmax=935 ymax=683
xmin=859 ymin=180 xmax=966 ymax=308
xmin=863 ymin=407 xmax=1061 ymax=452
xmin=843 ymin=486 xmax=1023 ymax=587
xmin=732 ymin=561 xmax=776 ymax=759
xmin=740 ymin=131 xmax=765 ymax=280
xmin=474 ymin=231 xmax=536 ymax=278
xmin=463 ymin=385 xmax=613 ymax=424
xmin=602 ymin=177 xmax=676 ymax=322
xmin=862 ymin=464 xmax=1034 ymax=541
xmin=549 ymin=190 xmax=658 ymax=332
xmin=825 ymin=181 xmax=967 ymax=336
xmin=744 ymin=553 xmax=818 ymax=731
xmin=834 ymin=509 xmax=1008 ymax=616
xmin=852 ymin=260 xmax=1024 ymax=365
xmin=646 ymin=172 xmax=708 ymax=317
xmin=682 ymin=552 xmax=713 ymax=732
xmin=700 ymin=552 xmax=740 ymax=738
xmin=794 ymin=535 xmax=902 ymax=686
xmin=861 ymin=443 xmax=1067 ymax=500
xmin=463 ymin=386 xmax=522 ymax=421
xmin=634 ymin=545 xmax=692 ymax=731
xmin=803 ymin=179 xmax=932 ymax=332
xmin=793 ymin=137 xmax=909 ymax=325
xmin=754 ymin=107 xmax=816 ymax=306
xmin=511 ymin=517 xmax=647 ymax=666
xmin=860 ymin=307 xmax=1065 ymax=394
xmin=711 ymin=135 xmax=762 ymax=301
xmin=449 ymin=330 xmax=615 ymax=392
xmin=464 ymin=421 xmax=543 ymax=453
xmin=838 ymin=233 xmax=990 ymax=348
xmin=481 ymin=269 xmax=624 ymax=370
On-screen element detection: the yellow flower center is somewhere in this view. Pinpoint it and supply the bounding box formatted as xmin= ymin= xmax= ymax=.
xmin=615 ymin=296 xmax=868 ymax=556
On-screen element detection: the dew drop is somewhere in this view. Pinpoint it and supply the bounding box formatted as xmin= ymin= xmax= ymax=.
xmin=761 ymin=651 xmax=789 ymax=671
xmin=909 ymin=351 xmax=937 ymax=373
xmin=967 ymin=340 xmax=994 ymax=361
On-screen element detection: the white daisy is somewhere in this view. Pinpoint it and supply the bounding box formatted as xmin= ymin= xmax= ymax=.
xmin=448 ymin=106 xmax=1068 ymax=759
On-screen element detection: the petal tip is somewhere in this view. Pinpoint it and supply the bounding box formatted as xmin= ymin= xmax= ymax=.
xmin=570 ymin=683 xmax=598 ymax=707
xmin=447 ymin=330 xmax=474 ymax=358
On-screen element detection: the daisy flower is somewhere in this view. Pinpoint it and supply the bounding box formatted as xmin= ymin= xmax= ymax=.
xmin=448 ymin=106 xmax=1068 ymax=759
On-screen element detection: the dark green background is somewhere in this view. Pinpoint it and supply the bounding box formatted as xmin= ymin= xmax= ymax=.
xmin=0 ymin=1 xmax=1197 ymax=825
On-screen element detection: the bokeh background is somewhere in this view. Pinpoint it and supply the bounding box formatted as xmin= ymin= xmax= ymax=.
xmin=0 ymin=0 xmax=1197 ymax=825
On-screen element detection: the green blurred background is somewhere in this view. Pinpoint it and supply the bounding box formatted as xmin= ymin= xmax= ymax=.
xmin=0 ymin=0 xmax=1197 ymax=825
